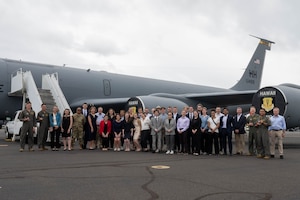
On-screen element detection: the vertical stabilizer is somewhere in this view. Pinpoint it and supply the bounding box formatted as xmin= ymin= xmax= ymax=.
xmin=230 ymin=36 xmax=274 ymax=91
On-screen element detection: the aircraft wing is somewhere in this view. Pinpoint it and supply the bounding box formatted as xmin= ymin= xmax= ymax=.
xmin=69 ymin=97 xmax=129 ymax=109
xmin=184 ymin=90 xmax=257 ymax=106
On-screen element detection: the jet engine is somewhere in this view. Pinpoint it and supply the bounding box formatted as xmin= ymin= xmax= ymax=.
xmin=252 ymin=84 xmax=300 ymax=128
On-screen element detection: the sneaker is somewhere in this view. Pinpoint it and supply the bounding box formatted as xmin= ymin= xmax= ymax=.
xmin=166 ymin=150 xmax=170 ymax=155
xmin=29 ymin=148 xmax=35 ymax=152
xmin=117 ymin=148 xmax=121 ymax=152
xmin=114 ymin=148 xmax=117 ymax=151
xmin=264 ymin=156 xmax=270 ymax=160
xmin=19 ymin=148 xmax=24 ymax=152
xmin=39 ymin=148 xmax=43 ymax=151
xmin=280 ymin=155 xmax=284 ymax=159
xmin=194 ymin=153 xmax=199 ymax=156
xmin=155 ymin=149 xmax=159 ymax=153
xmin=270 ymin=155 xmax=275 ymax=158
xmin=256 ymin=154 xmax=263 ymax=158
xmin=170 ymin=150 xmax=174 ymax=155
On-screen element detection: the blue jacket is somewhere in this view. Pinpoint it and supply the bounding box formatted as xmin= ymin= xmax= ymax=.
xmin=49 ymin=112 xmax=62 ymax=127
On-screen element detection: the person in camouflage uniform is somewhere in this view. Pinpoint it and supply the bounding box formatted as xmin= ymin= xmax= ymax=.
xmin=246 ymin=106 xmax=259 ymax=156
xmin=255 ymin=109 xmax=271 ymax=159
xmin=72 ymin=107 xmax=85 ymax=149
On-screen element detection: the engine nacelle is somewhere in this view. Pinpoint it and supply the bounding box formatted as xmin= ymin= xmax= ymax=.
xmin=126 ymin=96 xmax=188 ymax=113
xmin=252 ymin=84 xmax=300 ymax=128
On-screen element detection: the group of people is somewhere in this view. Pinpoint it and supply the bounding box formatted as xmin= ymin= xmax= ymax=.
xmin=18 ymin=102 xmax=286 ymax=159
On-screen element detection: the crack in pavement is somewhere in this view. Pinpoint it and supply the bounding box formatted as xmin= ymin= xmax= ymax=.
xmin=194 ymin=191 xmax=272 ymax=200
xmin=141 ymin=166 xmax=159 ymax=200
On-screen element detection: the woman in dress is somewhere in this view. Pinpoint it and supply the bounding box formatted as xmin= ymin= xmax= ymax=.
xmin=99 ymin=115 xmax=111 ymax=151
xmin=107 ymin=108 xmax=116 ymax=149
xmin=122 ymin=113 xmax=134 ymax=152
xmin=61 ymin=108 xmax=73 ymax=151
xmin=87 ymin=106 xmax=97 ymax=150
xmin=113 ymin=113 xmax=123 ymax=151
xmin=132 ymin=113 xmax=142 ymax=151
xmin=190 ymin=110 xmax=202 ymax=156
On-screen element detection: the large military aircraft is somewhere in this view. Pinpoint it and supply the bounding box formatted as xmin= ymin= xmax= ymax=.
xmin=0 ymin=36 xmax=281 ymax=124
xmin=252 ymin=84 xmax=300 ymax=129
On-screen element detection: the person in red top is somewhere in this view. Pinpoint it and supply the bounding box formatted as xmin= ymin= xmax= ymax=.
xmin=99 ymin=115 xmax=111 ymax=151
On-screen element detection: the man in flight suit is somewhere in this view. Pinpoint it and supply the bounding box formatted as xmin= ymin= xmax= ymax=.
xmin=19 ymin=102 xmax=37 ymax=152
xmin=37 ymin=103 xmax=50 ymax=151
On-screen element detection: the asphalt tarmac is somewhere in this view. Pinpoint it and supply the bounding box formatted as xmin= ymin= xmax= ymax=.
xmin=1 ymin=129 xmax=300 ymax=200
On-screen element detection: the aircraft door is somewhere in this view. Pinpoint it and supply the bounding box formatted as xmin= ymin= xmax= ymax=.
xmin=103 ymin=79 xmax=111 ymax=96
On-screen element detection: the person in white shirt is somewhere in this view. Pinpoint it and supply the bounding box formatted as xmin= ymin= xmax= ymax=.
xmin=215 ymin=106 xmax=224 ymax=153
xmin=95 ymin=107 xmax=105 ymax=149
xmin=207 ymin=109 xmax=220 ymax=155
xmin=140 ymin=112 xmax=151 ymax=151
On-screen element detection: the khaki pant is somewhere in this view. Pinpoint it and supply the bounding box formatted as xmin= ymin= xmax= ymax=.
xmin=269 ymin=130 xmax=284 ymax=156
xmin=96 ymin=125 xmax=102 ymax=149
xmin=235 ymin=134 xmax=245 ymax=154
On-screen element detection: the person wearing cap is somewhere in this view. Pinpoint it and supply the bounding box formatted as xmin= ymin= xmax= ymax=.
xmin=268 ymin=107 xmax=287 ymax=159
xmin=19 ymin=102 xmax=37 ymax=152
xmin=72 ymin=107 xmax=86 ymax=149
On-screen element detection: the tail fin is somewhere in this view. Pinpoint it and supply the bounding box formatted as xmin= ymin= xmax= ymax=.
xmin=230 ymin=35 xmax=275 ymax=91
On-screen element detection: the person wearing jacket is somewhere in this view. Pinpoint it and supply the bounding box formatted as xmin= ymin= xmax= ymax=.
xmin=49 ymin=106 xmax=62 ymax=151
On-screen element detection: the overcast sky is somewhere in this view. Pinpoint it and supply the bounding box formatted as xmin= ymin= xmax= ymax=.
xmin=0 ymin=0 xmax=299 ymax=89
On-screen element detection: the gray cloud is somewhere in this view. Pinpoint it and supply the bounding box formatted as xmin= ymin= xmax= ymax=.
xmin=0 ymin=0 xmax=299 ymax=88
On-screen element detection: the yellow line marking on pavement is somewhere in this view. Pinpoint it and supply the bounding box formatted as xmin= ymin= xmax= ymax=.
xmin=151 ymin=165 xmax=170 ymax=169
